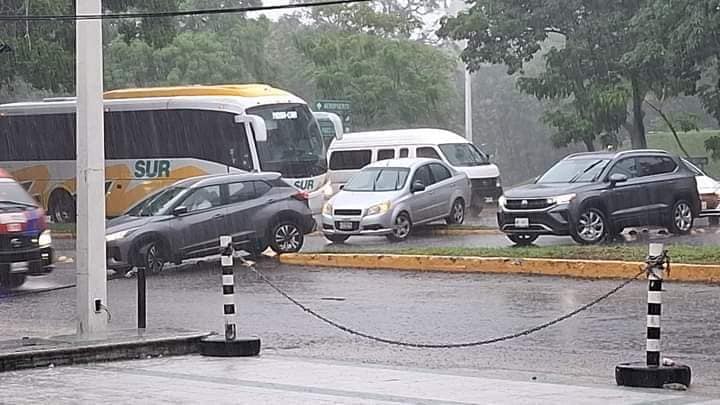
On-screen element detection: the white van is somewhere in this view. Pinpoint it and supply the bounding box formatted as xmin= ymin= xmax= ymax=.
xmin=327 ymin=128 xmax=502 ymax=214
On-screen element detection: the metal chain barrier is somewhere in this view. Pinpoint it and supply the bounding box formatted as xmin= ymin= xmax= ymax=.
xmin=242 ymin=257 xmax=645 ymax=349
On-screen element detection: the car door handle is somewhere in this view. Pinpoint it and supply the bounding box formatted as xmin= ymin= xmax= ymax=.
xmin=213 ymin=214 xmax=224 ymax=220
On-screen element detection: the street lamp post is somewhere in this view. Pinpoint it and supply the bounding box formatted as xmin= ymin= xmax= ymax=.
xmin=76 ymin=0 xmax=108 ymax=334
xmin=464 ymin=67 xmax=472 ymax=142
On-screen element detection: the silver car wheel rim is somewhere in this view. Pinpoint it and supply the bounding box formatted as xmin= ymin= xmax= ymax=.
xmin=453 ymin=202 xmax=464 ymax=223
xmin=674 ymin=202 xmax=692 ymax=231
xmin=146 ymin=244 xmax=163 ymax=273
xmin=393 ymin=216 xmax=410 ymax=238
xmin=276 ymin=224 xmax=301 ymax=252
xmin=578 ymin=211 xmax=604 ymax=242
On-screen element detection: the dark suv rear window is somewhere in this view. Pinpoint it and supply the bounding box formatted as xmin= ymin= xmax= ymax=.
xmin=637 ymin=156 xmax=677 ymax=177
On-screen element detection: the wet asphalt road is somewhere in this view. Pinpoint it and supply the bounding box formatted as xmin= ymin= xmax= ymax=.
xmin=2 ymin=249 xmax=720 ymax=395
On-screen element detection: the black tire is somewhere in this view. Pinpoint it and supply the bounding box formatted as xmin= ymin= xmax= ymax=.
xmin=48 ymin=189 xmax=76 ymax=224
xmin=0 ymin=273 xmax=26 ymax=289
xmin=446 ymin=198 xmax=466 ymax=225
xmin=138 ymin=240 xmax=166 ymax=273
xmin=507 ymin=234 xmax=538 ymax=246
xmin=708 ymin=217 xmax=719 ymax=227
xmin=386 ymin=212 xmax=412 ymax=242
xmin=570 ymin=207 xmax=609 ymax=245
xmin=270 ymin=220 xmax=304 ymax=254
xmin=667 ymin=200 xmax=694 ymax=234
xmin=325 ymin=234 xmax=350 ymax=244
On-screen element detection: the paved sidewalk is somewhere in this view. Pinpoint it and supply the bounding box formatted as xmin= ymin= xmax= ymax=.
xmin=0 ymin=355 xmax=717 ymax=404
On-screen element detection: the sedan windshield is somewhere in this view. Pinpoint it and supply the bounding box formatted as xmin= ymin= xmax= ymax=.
xmin=127 ymin=186 xmax=187 ymax=217
xmin=439 ymin=143 xmax=489 ymax=166
xmin=537 ymin=158 xmax=610 ymax=184
xmin=0 ymin=181 xmax=38 ymax=207
xmin=344 ymin=168 xmax=410 ymax=192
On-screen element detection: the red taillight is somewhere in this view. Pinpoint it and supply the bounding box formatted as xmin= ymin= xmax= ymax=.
xmin=292 ymin=191 xmax=310 ymax=201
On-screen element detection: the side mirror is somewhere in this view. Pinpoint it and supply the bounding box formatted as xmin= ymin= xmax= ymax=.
xmin=411 ymin=180 xmax=426 ymax=193
xmin=609 ymin=173 xmax=628 ymax=185
xmin=313 ymin=112 xmax=344 ymax=140
xmin=235 ymin=114 xmax=267 ymax=142
xmin=172 ymin=206 xmax=188 ymax=216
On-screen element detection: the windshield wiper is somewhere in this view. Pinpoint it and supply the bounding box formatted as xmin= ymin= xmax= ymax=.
xmin=568 ymin=161 xmax=605 ymax=183
xmin=0 ymin=200 xmax=37 ymax=208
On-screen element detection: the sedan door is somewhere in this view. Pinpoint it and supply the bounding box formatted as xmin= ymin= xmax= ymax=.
xmin=173 ymin=184 xmax=228 ymax=258
xmin=408 ymin=164 xmax=435 ymax=223
xmin=428 ymin=163 xmax=457 ymax=218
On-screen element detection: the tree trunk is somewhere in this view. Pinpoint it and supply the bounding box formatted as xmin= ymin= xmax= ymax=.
xmin=630 ymin=78 xmax=647 ymax=149
xmin=583 ymin=137 xmax=595 ymax=152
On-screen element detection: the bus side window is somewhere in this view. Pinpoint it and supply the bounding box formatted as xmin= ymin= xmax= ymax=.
xmin=399 ymin=148 xmax=409 ymax=158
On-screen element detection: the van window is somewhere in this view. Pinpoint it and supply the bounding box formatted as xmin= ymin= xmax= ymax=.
xmin=429 ymin=163 xmax=452 ymax=183
xmin=329 ymin=150 xmax=372 ymax=170
xmin=417 ymin=147 xmax=441 ymax=160
xmin=399 ymin=148 xmax=409 ymax=158
xmin=377 ymin=149 xmax=395 ymax=161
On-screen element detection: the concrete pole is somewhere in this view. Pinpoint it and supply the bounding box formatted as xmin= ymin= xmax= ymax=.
xmin=76 ymin=0 xmax=107 ymax=334
xmin=464 ymin=68 xmax=473 ymax=142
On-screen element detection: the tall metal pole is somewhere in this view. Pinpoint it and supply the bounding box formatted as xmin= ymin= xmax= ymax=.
xmin=464 ymin=68 xmax=472 ymax=142
xmin=76 ymin=0 xmax=107 ymax=334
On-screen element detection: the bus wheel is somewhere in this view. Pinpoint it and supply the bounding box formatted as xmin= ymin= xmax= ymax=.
xmin=48 ymin=189 xmax=76 ymax=223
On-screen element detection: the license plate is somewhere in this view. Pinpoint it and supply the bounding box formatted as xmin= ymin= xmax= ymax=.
xmin=514 ymin=218 xmax=530 ymax=228
xmin=702 ymin=201 xmax=708 ymax=210
xmin=6 ymin=223 xmax=22 ymax=232
xmin=10 ymin=262 xmax=29 ymax=273
xmin=338 ymin=221 xmax=354 ymax=230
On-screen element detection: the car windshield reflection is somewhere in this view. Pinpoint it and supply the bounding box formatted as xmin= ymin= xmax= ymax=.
xmin=344 ymin=168 xmax=410 ymax=192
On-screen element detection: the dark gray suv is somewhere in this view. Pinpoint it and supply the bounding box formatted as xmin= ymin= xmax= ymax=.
xmin=106 ymin=173 xmax=315 ymax=272
xmin=498 ymin=150 xmax=701 ymax=245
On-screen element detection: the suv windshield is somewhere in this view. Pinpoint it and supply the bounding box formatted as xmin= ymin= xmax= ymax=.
xmin=249 ymin=103 xmax=327 ymax=179
xmin=537 ymin=158 xmax=610 ymax=184
xmin=344 ymin=168 xmax=410 ymax=192
xmin=0 ymin=181 xmax=38 ymax=207
xmin=127 ymin=186 xmax=187 ymax=217
xmin=439 ymin=143 xmax=489 ymax=166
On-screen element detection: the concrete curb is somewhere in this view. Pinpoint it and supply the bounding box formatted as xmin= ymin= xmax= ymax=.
xmin=279 ymin=253 xmax=720 ymax=283
xmin=0 ymin=329 xmax=210 ymax=372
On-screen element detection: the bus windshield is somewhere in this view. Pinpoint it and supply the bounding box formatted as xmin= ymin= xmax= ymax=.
xmin=248 ymin=103 xmax=327 ymax=179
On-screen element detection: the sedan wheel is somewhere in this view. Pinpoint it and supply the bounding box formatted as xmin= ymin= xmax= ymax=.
xmin=572 ymin=208 xmax=608 ymax=245
xmin=387 ymin=213 xmax=412 ymax=242
xmin=271 ymin=222 xmax=304 ymax=254
xmin=668 ymin=200 xmax=694 ymax=234
xmin=446 ymin=199 xmax=465 ymax=225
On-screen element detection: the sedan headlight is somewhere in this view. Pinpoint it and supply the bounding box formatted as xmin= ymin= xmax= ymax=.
xmin=38 ymin=230 xmax=52 ymax=247
xmin=366 ymin=201 xmax=391 ymax=216
xmin=106 ymin=229 xmax=131 ymax=242
xmin=322 ymin=202 xmax=333 ymax=215
xmin=547 ymin=193 xmax=576 ymax=205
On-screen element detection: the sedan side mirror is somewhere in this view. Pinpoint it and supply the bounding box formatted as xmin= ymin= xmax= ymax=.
xmin=609 ymin=173 xmax=628 ymax=185
xmin=411 ymin=180 xmax=426 ymax=193
xmin=172 ymin=206 xmax=188 ymax=216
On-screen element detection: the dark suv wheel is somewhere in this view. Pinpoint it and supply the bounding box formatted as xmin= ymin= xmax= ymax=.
xmin=667 ymin=199 xmax=694 ymax=234
xmin=571 ymin=207 xmax=609 ymax=245
xmin=270 ymin=220 xmax=304 ymax=254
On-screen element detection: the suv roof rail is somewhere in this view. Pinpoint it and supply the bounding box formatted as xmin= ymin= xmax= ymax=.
xmin=616 ymin=149 xmax=670 ymax=156
xmin=42 ymin=97 xmax=76 ymax=102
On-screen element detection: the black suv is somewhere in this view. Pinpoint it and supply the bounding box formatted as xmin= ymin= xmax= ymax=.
xmin=497 ymin=150 xmax=701 ymax=245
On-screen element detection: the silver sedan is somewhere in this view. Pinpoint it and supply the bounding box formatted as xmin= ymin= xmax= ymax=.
xmin=322 ymin=158 xmax=471 ymax=242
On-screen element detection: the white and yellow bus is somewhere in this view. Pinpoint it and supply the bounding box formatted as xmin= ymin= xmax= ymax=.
xmin=0 ymin=84 xmax=343 ymax=222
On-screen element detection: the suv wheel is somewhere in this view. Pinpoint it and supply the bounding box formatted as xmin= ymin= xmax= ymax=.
xmin=139 ymin=241 xmax=166 ymax=273
xmin=507 ymin=233 xmax=538 ymax=246
xmin=270 ymin=221 xmax=304 ymax=254
xmin=446 ymin=199 xmax=465 ymax=225
xmin=571 ymin=208 xmax=608 ymax=245
xmin=387 ymin=212 xmax=412 ymax=242
xmin=668 ymin=200 xmax=694 ymax=234
xmin=0 ymin=273 xmax=26 ymax=289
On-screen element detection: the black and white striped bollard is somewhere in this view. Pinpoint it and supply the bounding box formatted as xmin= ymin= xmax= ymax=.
xmin=615 ymin=243 xmax=691 ymax=389
xmin=199 ymin=236 xmax=261 ymax=357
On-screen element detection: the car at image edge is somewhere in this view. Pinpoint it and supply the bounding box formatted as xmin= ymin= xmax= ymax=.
xmin=682 ymin=158 xmax=720 ymax=226
xmin=322 ymin=158 xmax=471 ymax=242
xmin=497 ymin=150 xmax=701 ymax=245
xmin=0 ymin=169 xmax=54 ymax=289
xmin=105 ymin=172 xmax=315 ymax=273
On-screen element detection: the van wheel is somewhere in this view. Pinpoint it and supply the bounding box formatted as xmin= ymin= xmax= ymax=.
xmin=667 ymin=200 xmax=694 ymax=234
xmin=48 ymin=189 xmax=76 ymax=223
xmin=0 ymin=273 xmax=26 ymax=289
